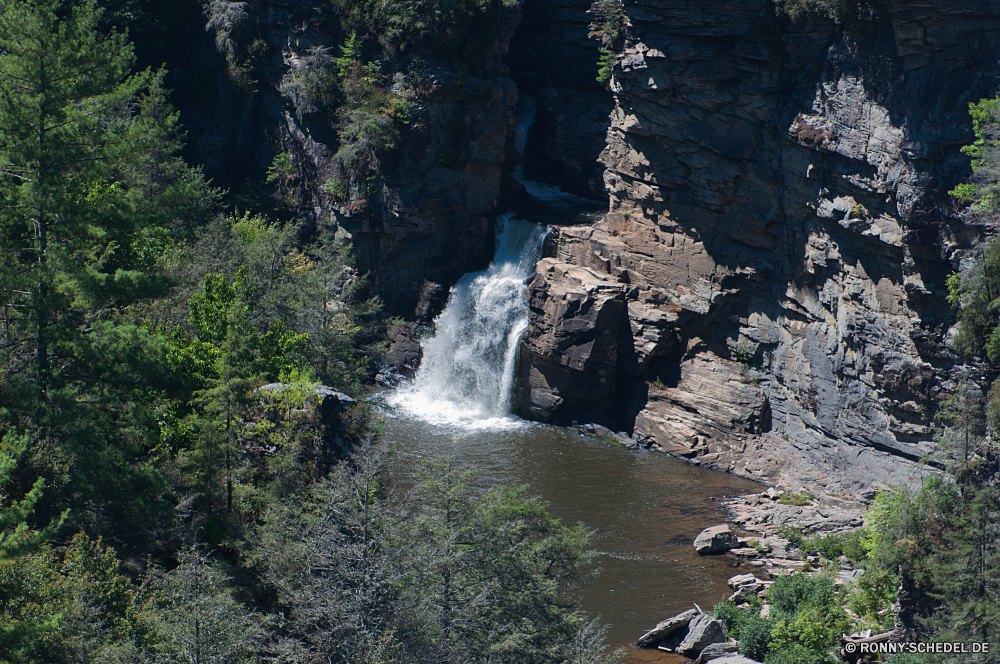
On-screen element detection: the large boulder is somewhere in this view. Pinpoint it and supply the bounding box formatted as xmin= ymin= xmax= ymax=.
xmin=636 ymin=608 xmax=697 ymax=647
xmin=677 ymin=614 xmax=727 ymax=658
xmin=694 ymin=641 xmax=740 ymax=664
xmin=695 ymin=524 xmax=738 ymax=555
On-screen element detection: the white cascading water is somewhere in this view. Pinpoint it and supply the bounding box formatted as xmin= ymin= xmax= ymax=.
xmin=390 ymin=214 xmax=547 ymax=428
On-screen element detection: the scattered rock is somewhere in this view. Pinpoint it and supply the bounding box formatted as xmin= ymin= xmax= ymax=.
xmin=694 ymin=641 xmax=740 ymax=664
xmin=636 ymin=608 xmax=697 ymax=647
xmin=695 ymin=524 xmax=738 ymax=555
xmin=727 ymin=573 xmax=758 ymax=588
xmin=676 ymin=614 xmax=727 ymax=658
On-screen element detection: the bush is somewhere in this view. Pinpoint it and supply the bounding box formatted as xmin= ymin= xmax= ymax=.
xmin=847 ymin=569 xmax=898 ymax=631
xmin=768 ymin=572 xmax=839 ymax=617
xmin=596 ymin=48 xmax=615 ymax=84
xmin=712 ymin=601 xmax=774 ymax=661
xmin=738 ymin=612 xmax=775 ymax=661
xmin=772 ymin=0 xmax=855 ymax=21
xmin=776 ymin=525 xmax=805 ymax=548
xmin=763 ymin=643 xmax=828 ymax=664
xmin=778 ymin=492 xmax=814 ymax=506
xmin=801 ymin=529 xmax=865 ymax=563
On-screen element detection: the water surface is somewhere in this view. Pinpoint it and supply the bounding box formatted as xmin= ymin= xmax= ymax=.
xmin=382 ymin=416 xmax=760 ymax=662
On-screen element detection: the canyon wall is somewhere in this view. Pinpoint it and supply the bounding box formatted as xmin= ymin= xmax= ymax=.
xmin=517 ymin=0 xmax=1000 ymax=494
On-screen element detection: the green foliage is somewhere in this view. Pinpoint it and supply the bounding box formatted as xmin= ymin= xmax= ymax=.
xmin=265 ymin=151 xmax=295 ymax=184
xmin=949 ymin=96 xmax=1000 ymax=213
xmin=934 ymin=376 xmax=986 ymax=464
xmin=0 ymin=534 xmax=151 ymax=663
xmin=739 ymin=613 xmax=776 ymax=661
xmin=142 ymin=545 xmax=265 ymax=663
xmin=767 ymin=572 xmax=839 ymax=617
xmin=777 ymin=525 xmax=805 ymax=548
xmin=250 ymin=447 xmax=621 ymax=664
xmin=596 ymin=48 xmax=616 ymax=84
xmin=847 ymin=569 xmax=898 ymax=631
xmin=800 ymin=530 xmax=865 ymax=564
xmin=598 ymin=0 xmax=626 ymax=45
xmin=778 ymin=492 xmax=814 ymax=506
xmin=772 ymin=0 xmax=856 ymax=22
xmin=0 ymin=431 xmax=65 ymax=559
xmin=763 ymin=573 xmax=849 ymax=664
xmin=946 ymin=241 xmax=1000 ymax=361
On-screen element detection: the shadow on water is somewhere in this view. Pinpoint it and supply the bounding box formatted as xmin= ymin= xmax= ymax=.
xmin=380 ymin=416 xmax=761 ymax=662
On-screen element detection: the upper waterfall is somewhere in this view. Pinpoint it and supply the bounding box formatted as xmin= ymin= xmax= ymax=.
xmin=389 ymin=214 xmax=548 ymax=428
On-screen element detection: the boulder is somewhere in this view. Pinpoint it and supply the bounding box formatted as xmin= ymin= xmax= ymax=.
xmin=695 ymin=525 xmax=738 ymax=555
xmin=708 ymin=657 xmax=763 ymax=664
xmin=636 ymin=608 xmax=697 ymax=647
xmin=727 ymin=573 xmax=758 ymax=588
xmin=677 ymin=614 xmax=727 ymax=658
xmin=694 ymin=641 xmax=740 ymax=664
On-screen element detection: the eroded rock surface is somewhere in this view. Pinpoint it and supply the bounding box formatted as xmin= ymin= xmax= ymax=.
xmin=517 ymin=0 xmax=1000 ymax=493
xmin=694 ymin=524 xmax=738 ymax=555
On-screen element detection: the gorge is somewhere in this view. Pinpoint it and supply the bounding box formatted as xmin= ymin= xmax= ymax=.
xmin=313 ymin=0 xmax=998 ymax=499
xmin=4 ymin=0 xmax=1000 ymax=661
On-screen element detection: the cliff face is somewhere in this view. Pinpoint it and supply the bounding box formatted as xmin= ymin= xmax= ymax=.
xmin=517 ymin=0 xmax=1000 ymax=493
xmin=189 ymin=0 xmax=523 ymax=318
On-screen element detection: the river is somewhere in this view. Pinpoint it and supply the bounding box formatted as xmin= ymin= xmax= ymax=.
xmin=380 ymin=103 xmax=760 ymax=661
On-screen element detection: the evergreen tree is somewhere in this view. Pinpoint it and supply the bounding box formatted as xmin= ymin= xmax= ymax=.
xmin=0 ymin=0 xmax=217 ymax=553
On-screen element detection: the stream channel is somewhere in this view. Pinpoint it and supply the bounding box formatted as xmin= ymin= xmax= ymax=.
xmin=380 ymin=98 xmax=761 ymax=662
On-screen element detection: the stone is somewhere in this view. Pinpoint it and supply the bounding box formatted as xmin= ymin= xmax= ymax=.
xmin=694 ymin=641 xmax=740 ymax=664
xmin=695 ymin=525 xmax=738 ymax=555
xmin=708 ymin=657 xmax=763 ymax=664
xmin=515 ymin=0 xmax=1000 ymax=498
xmin=676 ymin=614 xmax=727 ymax=658
xmin=636 ymin=608 xmax=698 ymax=648
xmin=727 ymin=573 xmax=757 ymax=588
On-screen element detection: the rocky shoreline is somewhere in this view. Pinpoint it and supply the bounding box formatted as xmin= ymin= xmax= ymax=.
xmin=635 ymin=488 xmax=875 ymax=662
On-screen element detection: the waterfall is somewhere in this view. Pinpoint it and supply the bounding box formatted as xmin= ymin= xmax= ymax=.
xmin=390 ymin=214 xmax=548 ymax=428
xmin=514 ymin=95 xmax=536 ymax=158
xmin=511 ymin=95 xmax=592 ymax=206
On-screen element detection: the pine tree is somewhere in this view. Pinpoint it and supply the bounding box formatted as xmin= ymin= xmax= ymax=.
xmin=0 ymin=0 xmax=218 ymax=551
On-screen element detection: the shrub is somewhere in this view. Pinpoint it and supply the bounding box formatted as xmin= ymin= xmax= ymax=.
xmin=596 ymin=48 xmax=615 ymax=84
xmin=802 ymin=529 xmax=865 ymax=562
xmin=772 ymin=0 xmax=855 ymax=22
xmin=767 ymin=572 xmax=838 ymax=617
xmin=763 ymin=643 xmax=827 ymax=664
xmin=712 ymin=601 xmax=774 ymax=661
xmin=776 ymin=525 xmax=805 ymax=548
xmin=739 ymin=612 xmax=775 ymax=661
xmin=847 ymin=569 xmax=898 ymax=631
xmin=777 ymin=492 xmax=814 ymax=506
xmin=598 ymin=0 xmax=626 ymax=45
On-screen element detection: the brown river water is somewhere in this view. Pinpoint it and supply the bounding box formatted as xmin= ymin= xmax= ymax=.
xmin=381 ymin=415 xmax=761 ymax=662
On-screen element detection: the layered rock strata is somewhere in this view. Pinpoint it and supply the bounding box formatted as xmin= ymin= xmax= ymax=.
xmin=518 ymin=0 xmax=1000 ymax=493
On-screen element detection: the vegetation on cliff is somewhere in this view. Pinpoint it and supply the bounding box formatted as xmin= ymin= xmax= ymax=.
xmin=0 ymin=1 xmax=618 ymax=662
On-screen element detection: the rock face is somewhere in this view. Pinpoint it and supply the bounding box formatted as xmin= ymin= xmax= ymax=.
xmin=708 ymin=657 xmax=763 ymax=664
xmin=694 ymin=524 xmax=738 ymax=555
xmin=677 ymin=614 xmax=728 ymax=658
xmin=190 ymin=0 xmax=526 ymax=320
xmin=506 ymin=0 xmax=613 ymax=199
xmin=695 ymin=641 xmax=741 ymax=664
xmin=636 ymin=608 xmax=698 ymax=647
xmin=517 ymin=0 xmax=1000 ymax=493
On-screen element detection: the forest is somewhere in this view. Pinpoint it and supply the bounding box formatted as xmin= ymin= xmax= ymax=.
xmin=0 ymin=0 xmax=618 ymax=662
xmin=4 ymin=0 xmax=1000 ymax=663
